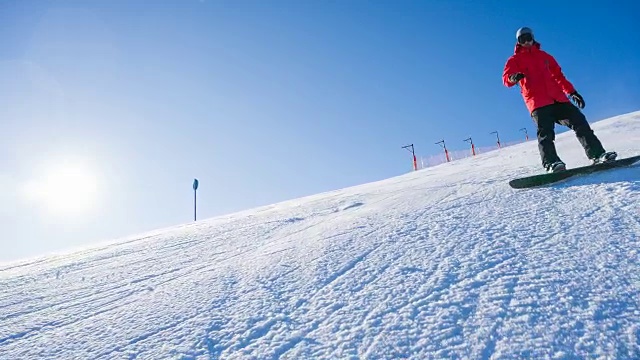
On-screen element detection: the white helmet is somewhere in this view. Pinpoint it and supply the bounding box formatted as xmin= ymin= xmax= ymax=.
xmin=516 ymin=27 xmax=534 ymax=41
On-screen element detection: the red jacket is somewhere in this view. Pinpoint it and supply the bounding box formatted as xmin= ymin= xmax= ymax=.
xmin=503 ymin=42 xmax=575 ymax=113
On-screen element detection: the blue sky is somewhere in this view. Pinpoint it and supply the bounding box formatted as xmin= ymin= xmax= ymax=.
xmin=1 ymin=0 xmax=639 ymax=262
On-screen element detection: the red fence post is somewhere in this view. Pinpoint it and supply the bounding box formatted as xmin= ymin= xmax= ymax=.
xmin=436 ymin=140 xmax=450 ymax=162
xmin=464 ymin=137 xmax=476 ymax=156
xmin=402 ymin=144 xmax=417 ymax=171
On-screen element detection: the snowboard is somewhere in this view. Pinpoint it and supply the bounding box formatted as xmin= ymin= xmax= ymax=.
xmin=509 ymin=154 xmax=640 ymax=189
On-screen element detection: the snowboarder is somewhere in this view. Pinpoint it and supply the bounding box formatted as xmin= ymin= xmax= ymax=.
xmin=502 ymin=27 xmax=616 ymax=173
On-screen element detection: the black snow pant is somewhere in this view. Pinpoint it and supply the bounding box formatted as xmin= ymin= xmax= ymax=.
xmin=531 ymin=101 xmax=605 ymax=168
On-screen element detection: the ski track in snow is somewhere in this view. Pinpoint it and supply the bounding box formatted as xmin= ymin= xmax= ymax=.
xmin=1 ymin=111 xmax=640 ymax=359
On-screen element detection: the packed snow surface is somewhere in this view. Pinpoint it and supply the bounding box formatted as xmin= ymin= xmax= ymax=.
xmin=1 ymin=111 xmax=640 ymax=359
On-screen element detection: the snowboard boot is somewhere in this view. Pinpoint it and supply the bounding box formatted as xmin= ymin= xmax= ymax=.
xmin=546 ymin=161 xmax=567 ymax=173
xmin=593 ymin=151 xmax=617 ymax=164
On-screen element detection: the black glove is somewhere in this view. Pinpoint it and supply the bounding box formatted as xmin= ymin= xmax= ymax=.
xmin=569 ymin=91 xmax=585 ymax=109
xmin=508 ymin=73 xmax=525 ymax=84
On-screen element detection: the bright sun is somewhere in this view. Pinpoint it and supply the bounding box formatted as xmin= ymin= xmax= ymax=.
xmin=24 ymin=158 xmax=101 ymax=217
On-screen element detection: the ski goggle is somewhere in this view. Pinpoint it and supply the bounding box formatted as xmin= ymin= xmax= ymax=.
xmin=517 ymin=33 xmax=534 ymax=44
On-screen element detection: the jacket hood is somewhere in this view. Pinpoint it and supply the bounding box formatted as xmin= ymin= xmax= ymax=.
xmin=514 ymin=41 xmax=541 ymax=54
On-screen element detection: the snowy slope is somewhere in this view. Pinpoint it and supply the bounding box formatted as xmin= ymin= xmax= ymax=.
xmin=1 ymin=111 xmax=640 ymax=360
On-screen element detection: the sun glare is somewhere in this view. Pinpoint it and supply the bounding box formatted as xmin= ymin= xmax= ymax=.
xmin=24 ymin=158 xmax=101 ymax=217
